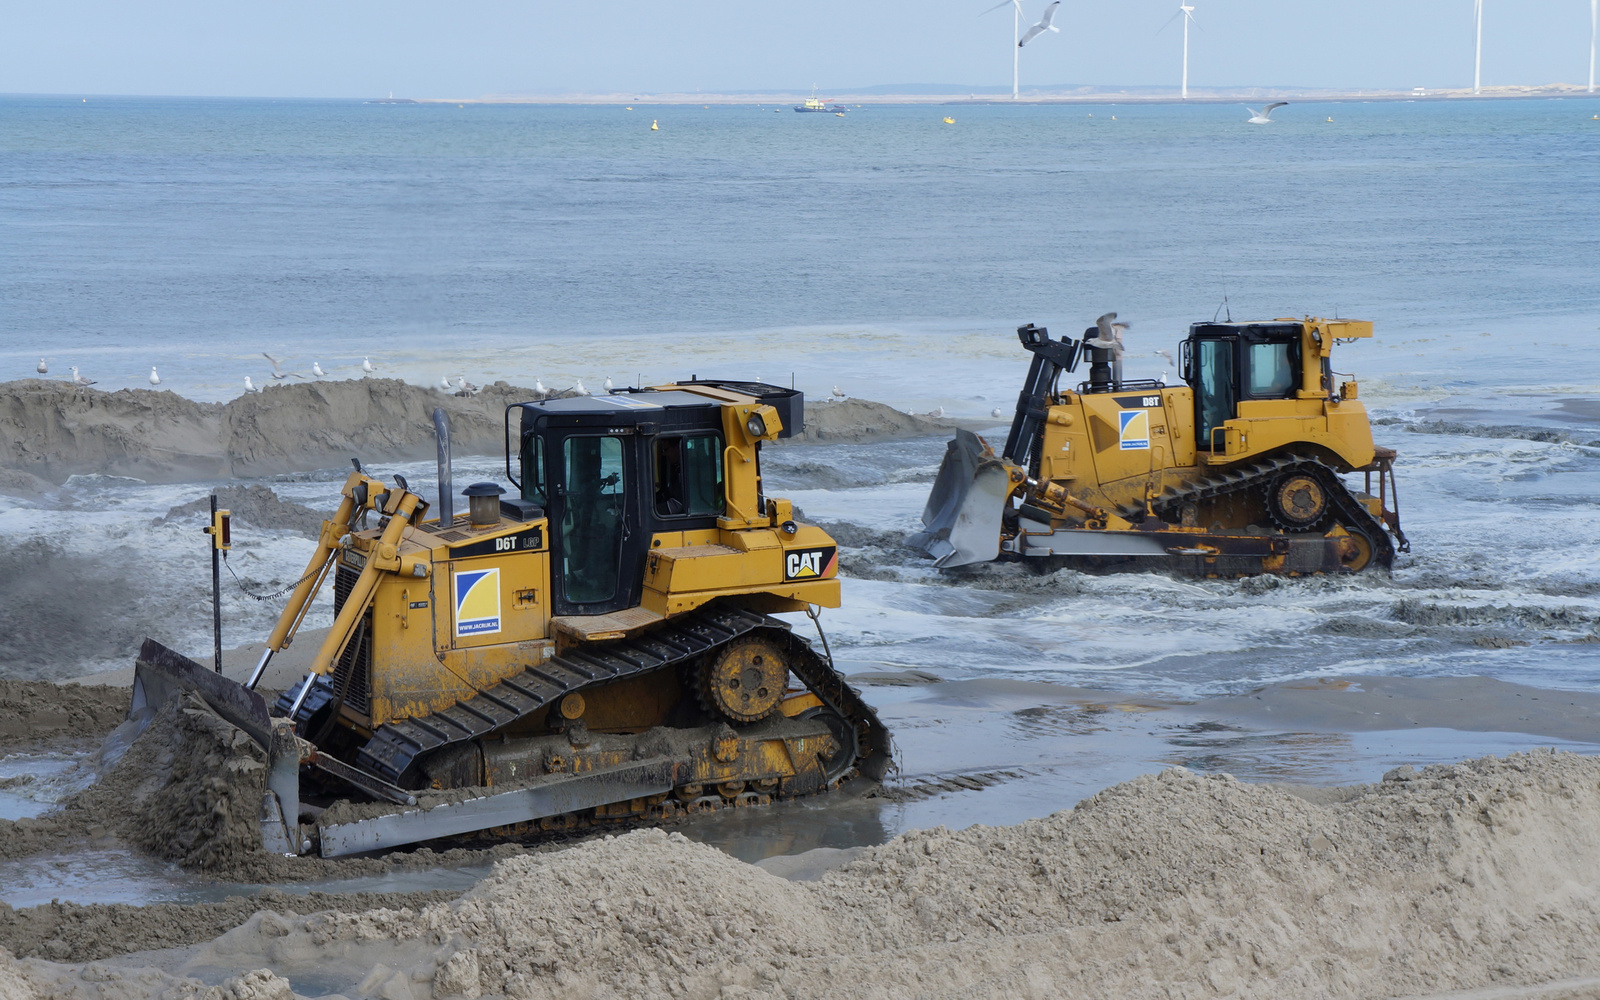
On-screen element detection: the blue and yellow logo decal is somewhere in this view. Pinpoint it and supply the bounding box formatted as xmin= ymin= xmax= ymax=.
xmin=453 ymin=568 xmax=501 ymax=637
xmin=1118 ymin=410 xmax=1150 ymax=451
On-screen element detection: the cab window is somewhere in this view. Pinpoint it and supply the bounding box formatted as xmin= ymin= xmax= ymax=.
xmin=654 ymin=433 xmax=724 ymax=517
xmin=519 ymin=434 xmax=547 ymax=507
xmin=1246 ymin=342 xmax=1296 ymax=397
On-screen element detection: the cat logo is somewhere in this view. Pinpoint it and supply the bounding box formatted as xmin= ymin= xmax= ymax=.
xmin=1118 ymin=409 xmax=1150 ymax=451
xmin=784 ymin=545 xmax=838 ymax=581
xmin=453 ymin=567 xmax=501 ymax=637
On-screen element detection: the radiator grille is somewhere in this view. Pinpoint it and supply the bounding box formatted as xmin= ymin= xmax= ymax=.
xmin=330 ymin=563 xmax=372 ymax=715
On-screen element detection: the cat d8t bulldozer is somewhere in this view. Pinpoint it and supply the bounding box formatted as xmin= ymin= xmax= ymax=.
xmin=131 ymin=380 xmax=889 ymax=858
xmin=912 ymin=317 xmax=1409 ymax=576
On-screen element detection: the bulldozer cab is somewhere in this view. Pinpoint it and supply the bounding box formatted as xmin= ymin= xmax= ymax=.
xmin=510 ymin=388 xmax=759 ymax=617
xmin=1182 ymin=322 xmax=1304 ymax=450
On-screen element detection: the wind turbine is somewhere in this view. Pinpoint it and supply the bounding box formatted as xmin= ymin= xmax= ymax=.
xmin=1473 ymin=0 xmax=1483 ymax=95
xmin=982 ymin=0 xmax=1024 ymax=100
xmin=1159 ymin=3 xmax=1199 ymax=100
xmin=1590 ymin=0 xmax=1596 ymax=94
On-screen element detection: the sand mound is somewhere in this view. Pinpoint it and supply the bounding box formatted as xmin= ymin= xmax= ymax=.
xmin=0 ymin=379 xmax=548 ymax=484
xmin=0 ymin=381 xmax=950 ymax=486
xmin=792 ymin=399 xmax=950 ymax=443
xmin=0 ymin=680 xmax=129 ymax=748
xmin=157 ymin=485 xmax=330 ymax=539
xmin=40 ymin=750 xmax=1594 ymax=1000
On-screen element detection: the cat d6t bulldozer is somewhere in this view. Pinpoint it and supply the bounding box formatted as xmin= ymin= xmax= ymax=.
xmin=131 ymin=380 xmax=889 ymax=858
xmin=912 ymin=317 xmax=1408 ymax=576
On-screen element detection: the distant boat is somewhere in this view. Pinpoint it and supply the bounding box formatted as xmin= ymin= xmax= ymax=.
xmin=366 ymin=97 xmax=418 ymax=105
xmin=795 ymin=86 xmax=845 ymax=113
xmin=943 ymin=116 xmax=956 ymax=124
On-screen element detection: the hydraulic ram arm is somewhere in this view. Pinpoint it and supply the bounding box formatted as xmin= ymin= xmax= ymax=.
xmin=310 ymin=489 xmax=422 ymax=679
xmin=247 ymin=470 xmax=386 ymax=690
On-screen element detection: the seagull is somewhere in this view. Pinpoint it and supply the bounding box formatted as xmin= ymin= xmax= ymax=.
xmin=362 ymin=357 xmax=376 ymax=373
xmin=831 ymin=385 xmax=847 ymax=400
xmin=535 ymin=378 xmax=549 ymax=396
xmin=1018 ymin=1 xmax=1061 ymax=46
xmin=35 ymin=359 xmax=47 ymax=374
xmin=243 ymin=376 xmax=259 ymax=393
xmin=455 ymin=376 xmax=479 ymax=396
xmin=1153 ymin=348 xmax=1176 ymax=367
xmin=1245 ymin=102 xmax=1288 ymax=124
xmin=927 ymin=406 xmax=945 ymax=418
xmin=574 ymin=380 xmax=590 ymax=396
xmin=991 ymin=407 xmax=1005 ymax=419
xmin=603 ymin=376 xmax=614 ymax=394
xmin=148 ymin=367 xmax=161 ymax=386
xmin=311 ymin=361 xmax=326 ymax=377
xmin=263 ymin=353 xmax=306 ymax=380
xmin=440 ymin=374 xmax=454 ymax=391
xmin=1086 ymin=313 xmax=1127 ymax=359
xmin=70 ymin=366 xmax=95 ymax=388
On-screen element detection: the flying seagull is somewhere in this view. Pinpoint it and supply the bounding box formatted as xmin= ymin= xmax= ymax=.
xmin=148 ymin=367 xmax=161 ymax=386
xmin=1019 ymin=1 xmax=1061 ymax=47
xmin=1245 ymin=102 xmax=1288 ymax=124
xmin=69 ymin=366 xmax=95 ymax=388
xmin=1086 ymin=312 xmax=1128 ymax=359
xmin=263 ymin=353 xmax=306 ymax=379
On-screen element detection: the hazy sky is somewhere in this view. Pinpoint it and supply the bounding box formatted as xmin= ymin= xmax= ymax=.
xmin=4 ymin=1 xmax=1595 ymax=98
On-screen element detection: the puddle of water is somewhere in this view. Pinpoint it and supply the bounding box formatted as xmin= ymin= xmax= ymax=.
xmin=0 ymin=749 xmax=96 ymax=821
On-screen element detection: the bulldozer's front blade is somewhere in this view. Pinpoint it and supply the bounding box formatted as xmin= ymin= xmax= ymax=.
xmin=908 ymin=429 xmax=1013 ymax=568
xmin=129 ymin=638 xmax=273 ymax=749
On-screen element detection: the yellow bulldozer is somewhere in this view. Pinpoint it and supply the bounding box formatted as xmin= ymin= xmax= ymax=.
xmin=912 ymin=316 xmax=1408 ymax=575
xmin=131 ymin=380 xmax=889 ymax=857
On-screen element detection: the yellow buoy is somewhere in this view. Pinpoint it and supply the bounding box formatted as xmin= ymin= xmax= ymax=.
xmin=626 ymin=106 xmax=633 ymax=110
xmin=942 ymin=116 xmax=955 ymax=124
xmin=1326 ymin=116 xmax=1334 ymax=122
xmin=1110 ymin=115 xmax=1117 ymax=120
xmin=835 ymin=111 xmax=845 ymax=117
xmin=651 ymin=120 xmax=659 ymax=131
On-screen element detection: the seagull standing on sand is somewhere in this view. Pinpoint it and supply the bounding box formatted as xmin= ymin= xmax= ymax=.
xmin=1245 ymin=102 xmax=1288 ymax=124
xmin=311 ymin=361 xmax=326 ymax=377
xmin=455 ymin=376 xmax=479 ymax=396
xmin=70 ymin=366 xmax=95 ymax=388
xmin=36 ymin=359 xmax=48 ymax=374
xmin=243 ymin=376 xmax=259 ymax=393
xmin=148 ymin=367 xmax=161 ymax=386
xmin=263 ymin=353 xmax=306 ymax=380
xmin=439 ymin=374 xmax=454 ymax=391
xmin=927 ymin=406 xmax=945 ymax=418
xmin=1018 ymin=1 xmax=1061 ymax=46
xmin=831 ymin=385 xmax=846 ymax=400
xmin=362 ymin=357 xmax=376 ymax=374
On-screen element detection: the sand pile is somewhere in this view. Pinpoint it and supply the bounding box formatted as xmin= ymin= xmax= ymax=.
xmin=0 ymin=680 xmax=128 ymax=748
xmin=157 ymin=486 xmax=330 ymax=540
xmin=0 ymin=381 xmax=952 ymax=486
xmin=15 ymin=751 xmax=1593 ymax=1000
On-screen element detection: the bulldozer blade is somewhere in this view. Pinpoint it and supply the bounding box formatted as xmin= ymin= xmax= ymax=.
xmin=317 ymin=756 xmax=685 ymax=857
xmin=130 ymin=638 xmax=273 ymax=750
xmin=908 ymin=429 xmax=1014 ymax=568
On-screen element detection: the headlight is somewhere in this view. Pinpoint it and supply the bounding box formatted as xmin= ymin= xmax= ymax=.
xmin=746 ymin=413 xmax=767 ymax=437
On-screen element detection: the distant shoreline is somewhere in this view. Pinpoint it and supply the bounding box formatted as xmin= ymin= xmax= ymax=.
xmin=403 ymin=84 xmax=1600 ymax=106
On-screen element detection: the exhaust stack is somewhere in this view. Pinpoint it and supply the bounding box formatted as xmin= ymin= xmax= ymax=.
xmin=434 ymin=408 xmax=454 ymax=526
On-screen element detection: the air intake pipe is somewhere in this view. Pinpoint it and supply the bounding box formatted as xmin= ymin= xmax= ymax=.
xmin=433 ymin=408 xmax=453 ymax=527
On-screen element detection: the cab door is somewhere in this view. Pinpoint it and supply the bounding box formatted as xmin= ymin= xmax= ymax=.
xmin=548 ymin=432 xmax=647 ymax=616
